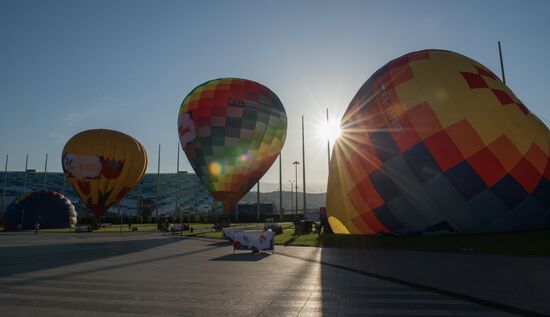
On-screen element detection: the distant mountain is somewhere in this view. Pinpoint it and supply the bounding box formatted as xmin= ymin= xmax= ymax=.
xmin=242 ymin=191 xmax=326 ymax=211
xmin=253 ymin=182 xmax=327 ymax=193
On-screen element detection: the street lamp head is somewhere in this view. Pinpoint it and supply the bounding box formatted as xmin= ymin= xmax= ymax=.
xmin=292 ymin=161 xmax=300 ymax=165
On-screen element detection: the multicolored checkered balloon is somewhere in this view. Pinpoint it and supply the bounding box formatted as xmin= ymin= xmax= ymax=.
xmin=327 ymin=50 xmax=550 ymax=235
xmin=178 ymin=78 xmax=287 ymax=213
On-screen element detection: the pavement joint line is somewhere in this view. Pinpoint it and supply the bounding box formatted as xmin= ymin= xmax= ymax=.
xmin=294 ymin=288 xmax=314 ymax=317
xmin=274 ymin=251 xmax=545 ymax=317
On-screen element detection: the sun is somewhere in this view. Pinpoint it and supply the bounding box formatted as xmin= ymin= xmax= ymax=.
xmin=317 ymin=118 xmax=342 ymax=144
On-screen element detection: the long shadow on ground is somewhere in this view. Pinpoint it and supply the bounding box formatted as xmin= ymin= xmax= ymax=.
xmin=211 ymin=252 xmax=271 ymax=262
xmin=0 ymin=237 xmax=179 ymax=278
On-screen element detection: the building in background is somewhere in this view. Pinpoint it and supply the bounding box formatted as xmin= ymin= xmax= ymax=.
xmin=0 ymin=171 xmax=327 ymax=219
xmin=0 ymin=171 xmax=215 ymax=218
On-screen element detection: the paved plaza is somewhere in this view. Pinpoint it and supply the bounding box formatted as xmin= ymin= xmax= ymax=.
xmin=0 ymin=232 xmax=534 ymax=316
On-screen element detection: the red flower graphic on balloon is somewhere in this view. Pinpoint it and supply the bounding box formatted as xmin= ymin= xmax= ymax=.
xmin=78 ymin=181 xmax=91 ymax=195
xmin=101 ymin=159 xmax=124 ymax=179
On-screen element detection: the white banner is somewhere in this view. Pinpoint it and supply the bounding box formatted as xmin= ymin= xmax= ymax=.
xmin=233 ymin=231 xmax=274 ymax=251
xmin=169 ymin=223 xmax=188 ymax=232
xmin=63 ymin=154 xmax=102 ymax=179
xmin=222 ymin=227 xmax=243 ymax=241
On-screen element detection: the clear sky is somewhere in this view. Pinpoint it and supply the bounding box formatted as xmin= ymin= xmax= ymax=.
xmin=1 ymin=0 xmax=549 ymax=192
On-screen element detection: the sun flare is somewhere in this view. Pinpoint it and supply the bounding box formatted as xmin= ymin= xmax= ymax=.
xmin=317 ymin=119 xmax=342 ymax=144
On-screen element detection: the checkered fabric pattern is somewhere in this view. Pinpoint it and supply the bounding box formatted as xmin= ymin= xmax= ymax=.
xmin=326 ymin=50 xmax=550 ymax=235
xmin=178 ymin=78 xmax=287 ymax=212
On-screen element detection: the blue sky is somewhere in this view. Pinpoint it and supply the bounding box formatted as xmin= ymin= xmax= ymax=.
xmin=1 ymin=0 xmax=549 ymax=192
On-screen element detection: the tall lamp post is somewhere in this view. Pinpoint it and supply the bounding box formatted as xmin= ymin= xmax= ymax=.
xmin=292 ymin=161 xmax=299 ymax=216
xmin=1 ymin=154 xmax=7 ymax=213
xmin=288 ymin=180 xmax=294 ymax=216
xmin=326 ymin=108 xmax=331 ymax=169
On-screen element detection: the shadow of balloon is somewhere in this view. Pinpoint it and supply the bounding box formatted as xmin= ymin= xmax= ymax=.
xmin=210 ymin=252 xmax=271 ymax=262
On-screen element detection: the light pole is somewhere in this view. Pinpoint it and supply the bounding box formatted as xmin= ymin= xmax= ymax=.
xmin=292 ymin=161 xmax=299 ymax=216
xmin=301 ymin=116 xmax=306 ymax=216
xmin=156 ymin=144 xmax=161 ymax=219
xmin=1 ymin=154 xmax=7 ymax=213
xmin=326 ymin=108 xmax=330 ymax=170
xmin=23 ymin=154 xmax=28 ymax=193
xmin=43 ymin=153 xmax=48 ymax=191
xmin=288 ymin=180 xmax=293 ymax=216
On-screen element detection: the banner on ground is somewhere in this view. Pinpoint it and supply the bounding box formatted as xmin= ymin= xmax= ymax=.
xmin=222 ymin=227 xmax=243 ymax=241
xmin=233 ymin=231 xmax=274 ymax=251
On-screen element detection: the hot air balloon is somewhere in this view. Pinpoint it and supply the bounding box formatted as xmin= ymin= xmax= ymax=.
xmin=1 ymin=191 xmax=77 ymax=231
xmin=327 ymin=49 xmax=550 ymax=235
xmin=62 ymin=129 xmax=148 ymax=220
xmin=178 ymin=78 xmax=287 ymax=213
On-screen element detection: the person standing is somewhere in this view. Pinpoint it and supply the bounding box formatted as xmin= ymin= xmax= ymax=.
xmin=34 ymin=222 xmax=40 ymax=234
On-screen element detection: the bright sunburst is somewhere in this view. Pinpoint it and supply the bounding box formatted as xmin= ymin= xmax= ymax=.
xmin=317 ymin=117 xmax=342 ymax=144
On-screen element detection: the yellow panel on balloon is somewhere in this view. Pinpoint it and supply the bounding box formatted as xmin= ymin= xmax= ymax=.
xmin=327 ymin=49 xmax=550 ymax=236
xmin=394 ymin=79 xmax=425 ymax=111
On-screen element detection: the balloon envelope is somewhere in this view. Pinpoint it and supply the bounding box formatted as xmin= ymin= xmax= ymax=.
xmin=62 ymin=129 xmax=148 ymax=219
xmin=1 ymin=191 xmax=77 ymax=231
xmin=327 ymin=49 xmax=550 ymax=235
xmin=178 ymin=78 xmax=287 ymax=212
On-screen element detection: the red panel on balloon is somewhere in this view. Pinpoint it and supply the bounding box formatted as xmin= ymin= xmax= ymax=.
xmin=510 ymin=158 xmax=541 ymax=193
xmin=405 ymin=102 xmax=443 ymax=140
xmin=389 ymin=64 xmax=414 ymax=87
xmin=351 ymin=216 xmax=375 ymax=235
xmin=466 ymin=147 xmax=507 ymax=187
xmin=446 ymin=120 xmax=484 ymax=158
xmin=346 ymin=153 xmax=371 ymax=184
xmin=491 ymin=89 xmax=514 ymax=105
xmin=355 ymin=177 xmax=384 ymax=210
xmin=474 ymin=65 xmax=498 ymax=80
xmin=392 ymin=114 xmax=421 ymax=152
xmin=524 ymin=144 xmax=547 ymax=174
xmin=407 ymin=50 xmax=430 ymax=62
xmin=487 ymin=136 xmax=522 ymax=172
xmin=461 ymin=72 xmax=488 ymax=89
xmin=424 ymin=130 xmax=464 ymax=171
xmin=359 ymin=211 xmax=389 ymax=233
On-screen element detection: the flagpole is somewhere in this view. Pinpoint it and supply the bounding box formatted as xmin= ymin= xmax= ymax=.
xmin=302 ymin=115 xmax=307 ymax=216
xmin=43 ymin=153 xmax=48 ymax=191
xmin=326 ymin=108 xmax=330 ymax=170
xmin=256 ymin=182 xmax=260 ymax=221
xmin=498 ymin=41 xmax=506 ymax=85
xmin=176 ymin=142 xmax=180 ymax=213
xmin=156 ymin=144 xmax=161 ymax=219
xmin=177 ymin=142 xmax=184 ymax=239
xmin=1 ymin=154 xmax=7 ymax=212
xmin=23 ymin=154 xmax=28 ymax=193
xmin=279 ymin=153 xmax=282 ymax=220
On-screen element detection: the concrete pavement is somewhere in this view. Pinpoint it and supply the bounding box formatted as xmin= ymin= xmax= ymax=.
xmin=275 ymin=243 xmax=550 ymax=316
xmin=0 ymin=232 xmax=532 ymax=316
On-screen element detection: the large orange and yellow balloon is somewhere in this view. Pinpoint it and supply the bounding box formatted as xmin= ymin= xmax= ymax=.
xmin=327 ymin=49 xmax=550 ymax=235
xmin=178 ymin=78 xmax=287 ymax=213
xmin=62 ymin=129 xmax=148 ymax=219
